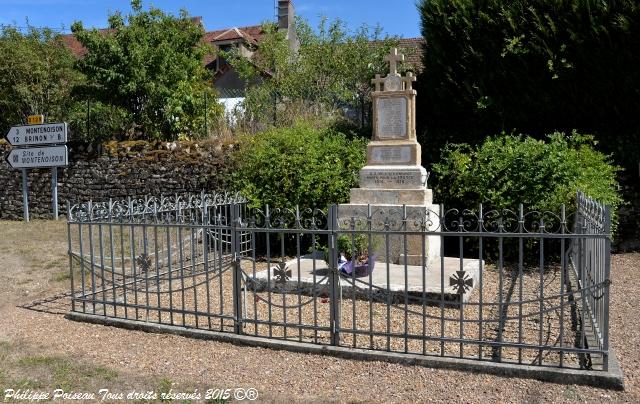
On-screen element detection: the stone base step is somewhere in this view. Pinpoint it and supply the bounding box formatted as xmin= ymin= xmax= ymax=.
xmin=349 ymin=188 xmax=433 ymax=205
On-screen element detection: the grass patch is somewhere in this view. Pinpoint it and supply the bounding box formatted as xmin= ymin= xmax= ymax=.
xmin=0 ymin=344 xmax=46 ymax=393
xmin=45 ymin=258 xmax=68 ymax=270
xmin=0 ymin=369 xmax=7 ymax=389
xmin=17 ymin=355 xmax=117 ymax=391
xmin=206 ymin=399 xmax=229 ymax=404
xmin=157 ymin=378 xmax=174 ymax=403
xmin=10 ymin=376 xmax=44 ymax=390
xmin=51 ymin=261 xmax=91 ymax=283
xmin=0 ymin=371 xmax=43 ymax=394
xmin=0 ymin=341 xmax=13 ymax=363
xmin=51 ymin=271 xmax=71 ymax=282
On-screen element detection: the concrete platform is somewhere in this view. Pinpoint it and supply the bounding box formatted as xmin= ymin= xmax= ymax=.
xmin=246 ymin=255 xmax=481 ymax=303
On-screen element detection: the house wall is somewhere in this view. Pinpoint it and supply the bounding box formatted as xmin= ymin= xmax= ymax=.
xmin=214 ymin=68 xmax=246 ymax=97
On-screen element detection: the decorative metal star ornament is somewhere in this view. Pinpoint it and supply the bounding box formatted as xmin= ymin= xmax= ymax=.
xmin=273 ymin=262 xmax=291 ymax=285
xmin=136 ymin=253 xmax=152 ymax=273
xmin=450 ymin=270 xmax=474 ymax=294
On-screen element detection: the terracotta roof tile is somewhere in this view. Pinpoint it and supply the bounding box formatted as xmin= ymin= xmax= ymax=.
xmin=204 ymin=24 xmax=265 ymax=44
xmin=397 ymin=37 xmax=425 ymax=72
xmin=61 ymin=28 xmax=114 ymax=58
xmin=61 ymin=17 xmax=204 ymax=58
xmin=61 ymin=34 xmax=85 ymax=57
xmin=59 ymin=17 xmax=422 ymax=73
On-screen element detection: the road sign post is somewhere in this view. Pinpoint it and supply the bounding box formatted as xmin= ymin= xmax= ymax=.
xmin=4 ymin=121 xmax=68 ymax=221
xmin=52 ymin=168 xmax=58 ymax=220
xmin=5 ymin=123 xmax=67 ymax=147
xmin=5 ymin=145 xmax=69 ymax=169
xmin=21 ymin=168 xmax=29 ymax=222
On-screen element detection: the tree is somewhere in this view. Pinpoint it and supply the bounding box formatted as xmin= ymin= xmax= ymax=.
xmin=416 ymin=0 xmax=640 ymax=169
xmin=0 ymin=25 xmax=82 ymax=134
xmin=71 ymin=0 xmax=222 ymax=141
xmin=226 ymin=18 xmax=402 ymax=129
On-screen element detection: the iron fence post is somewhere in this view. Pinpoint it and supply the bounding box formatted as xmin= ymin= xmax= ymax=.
xmin=328 ymin=204 xmax=340 ymax=346
xmin=67 ymin=200 xmax=75 ymax=312
xmin=602 ymin=205 xmax=612 ymax=371
xmin=86 ymin=98 xmax=90 ymax=140
xmin=231 ymin=203 xmax=243 ymax=334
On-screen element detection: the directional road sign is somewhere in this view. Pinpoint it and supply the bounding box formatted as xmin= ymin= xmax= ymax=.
xmin=4 ymin=122 xmax=68 ymax=146
xmin=5 ymin=145 xmax=68 ymax=169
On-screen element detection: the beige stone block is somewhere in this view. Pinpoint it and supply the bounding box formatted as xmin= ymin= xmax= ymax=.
xmin=366 ymin=141 xmax=421 ymax=166
xmin=337 ymin=203 xmax=441 ymax=266
xmin=349 ymin=188 xmax=433 ymax=205
xmin=358 ymin=165 xmax=427 ymax=189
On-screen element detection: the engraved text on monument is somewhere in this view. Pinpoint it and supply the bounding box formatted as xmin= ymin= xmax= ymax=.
xmin=377 ymin=97 xmax=407 ymax=139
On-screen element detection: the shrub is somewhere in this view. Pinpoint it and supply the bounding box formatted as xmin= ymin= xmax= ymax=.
xmin=231 ymin=122 xmax=367 ymax=213
xmin=432 ymin=132 xmax=622 ymax=231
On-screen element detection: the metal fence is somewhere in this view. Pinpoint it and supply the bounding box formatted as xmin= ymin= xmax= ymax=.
xmin=67 ymin=191 xmax=612 ymax=371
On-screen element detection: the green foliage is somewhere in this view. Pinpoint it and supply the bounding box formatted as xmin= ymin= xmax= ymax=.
xmin=432 ymin=132 xmax=622 ymax=230
xmin=231 ymin=123 xmax=367 ymax=212
xmin=0 ymin=25 xmax=82 ymax=135
xmin=71 ymin=0 xmax=222 ymax=141
xmin=314 ymin=234 xmax=370 ymax=264
xmin=226 ymin=18 xmax=402 ymax=129
xmin=63 ymin=100 xmax=132 ymax=144
xmin=336 ymin=234 xmax=369 ymax=260
xmin=416 ymin=0 xmax=640 ymax=169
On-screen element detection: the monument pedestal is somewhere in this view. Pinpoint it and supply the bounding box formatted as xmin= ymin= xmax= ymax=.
xmin=339 ymin=47 xmax=442 ymax=269
xmin=337 ymin=203 xmax=441 ymax=267
xmin=254 ymin=48 xmax=478 ymax=302
xmin=350 ymin=165 xmax=431 ymax=205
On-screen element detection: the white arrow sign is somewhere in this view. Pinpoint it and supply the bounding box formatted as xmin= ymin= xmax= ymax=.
xmin=4 ymin=123 xmax=67 ymax=146
xmin=5 ymin=145 xmax=68 ymax=168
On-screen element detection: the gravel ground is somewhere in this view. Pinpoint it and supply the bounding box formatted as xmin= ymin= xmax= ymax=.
xmin=77 ymin=260 xmax=583 ymax=369
xmin=1 ymin=220 xmax=639 ymax=403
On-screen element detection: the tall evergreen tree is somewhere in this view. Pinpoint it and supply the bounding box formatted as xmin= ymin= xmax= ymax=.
xmin=417 ymin=0 xmax=640 ymax=168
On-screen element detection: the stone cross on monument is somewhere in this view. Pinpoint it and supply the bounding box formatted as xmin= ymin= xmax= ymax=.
xmin=340 ymin=47 xmax=441 ymax=266
xmin=384 ymin=48 xmax=404 ymax=75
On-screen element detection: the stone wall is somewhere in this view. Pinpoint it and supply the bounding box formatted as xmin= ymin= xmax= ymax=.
xmin=0 ymin=139 xmax=233 ymax=220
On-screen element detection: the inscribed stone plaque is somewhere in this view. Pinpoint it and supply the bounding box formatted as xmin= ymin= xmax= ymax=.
xmin=377 ymin=97 xmax=407 ymax=139
xmin=371 ymin=146 xmax=412 ymax=164
xmin=360 ymin=169 xmax=424 ymax=188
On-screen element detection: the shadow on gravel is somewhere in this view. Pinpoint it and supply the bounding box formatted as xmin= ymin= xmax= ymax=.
xmin=18 ymin=291 xmax=71 ymax=315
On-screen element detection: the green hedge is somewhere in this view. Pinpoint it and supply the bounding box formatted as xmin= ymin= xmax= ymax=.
xmin=230 ymin=123 xmax=367 ymax=212
xmin=432 ymin=132 xmax=622 ymax=231
xmin=416 ymin=0 xmax=640 ymax=170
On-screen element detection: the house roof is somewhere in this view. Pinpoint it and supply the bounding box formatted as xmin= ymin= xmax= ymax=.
xmin=60 ymin=19 xmax=424 ymax=72
xmin=62 ymin=21 xmax=266 ymax=58
xmin=397 ymin=38 xmax=424 ymax=72
xmin=204 ymin=25 xmax=266 ymax=45
xmin=61 ymin=28 xmax=113 ymax=58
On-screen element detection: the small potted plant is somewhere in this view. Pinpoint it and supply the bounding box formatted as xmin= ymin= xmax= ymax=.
xmin=316 ymin=234 xmax=376 ymax=277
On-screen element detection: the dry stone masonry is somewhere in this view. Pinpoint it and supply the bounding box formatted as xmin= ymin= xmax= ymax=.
xmin=0 ymin=140 xmax=231 ymax=220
